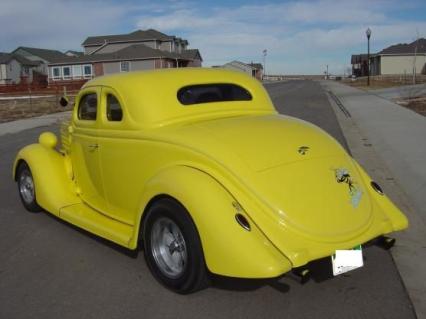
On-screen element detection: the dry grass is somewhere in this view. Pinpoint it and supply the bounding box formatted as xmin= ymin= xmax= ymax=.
xmin=395 ymin=96 xmax=426 ymax=117
xmin=0 ymin=95 xmax=74 ymax=123
xmin=343 ymin=76 xmax=426 ymax=90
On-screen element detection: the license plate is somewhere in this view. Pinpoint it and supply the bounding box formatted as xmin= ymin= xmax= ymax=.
xmin=331 ymin=245 xmax=363 ymax=276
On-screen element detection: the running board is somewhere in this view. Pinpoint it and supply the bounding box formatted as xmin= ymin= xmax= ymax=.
xmin=60 ymin=203 xmax=134 ymax=248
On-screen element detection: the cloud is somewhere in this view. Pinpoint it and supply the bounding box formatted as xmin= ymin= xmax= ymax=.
xmin=0 ymin=0 xmax=131 ymax=51
xmin=134 ymin=0 xmax=426 ymax=74
xmin=0 ymin=0 xmax=425 ymax=74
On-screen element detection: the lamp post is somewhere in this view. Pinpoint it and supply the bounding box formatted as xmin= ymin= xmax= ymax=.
xmin=262 ymin=49 xmax=267 ymax=81
xmin=366 ymin=28 xmax=371 ymax=86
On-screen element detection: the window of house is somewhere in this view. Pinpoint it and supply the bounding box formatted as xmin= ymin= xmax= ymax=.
xmin=78 ymin=93 xmax=97 ymax=120
xmin=63 ymin=66 xmax=71 ymax=79
xmin=120 ymin=61 xmax=130 ymax=72
xmin=73 ymin=65 xmax=82 ymax=78
xmin=83 ymin=64 xmax=92 ymax=77
xmin=23 ymin=66 xmax=29 ymax=74
xmin=177 ymin=84 xmax=253 ymax=105
xmin=106 ymin=94 xmax=123 ymax=121
xmin=53 ymin=67 xmax=61 ymax=79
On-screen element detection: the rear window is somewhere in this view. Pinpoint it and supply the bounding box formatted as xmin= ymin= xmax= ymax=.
xmin=177 ymin=84 xmax=252 ymax=105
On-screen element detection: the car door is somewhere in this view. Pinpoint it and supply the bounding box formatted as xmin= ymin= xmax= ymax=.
xmin=70 ymin=87 xmax=108 ymax=213
xmin=96 ymin=87 xmax=139 ymax=225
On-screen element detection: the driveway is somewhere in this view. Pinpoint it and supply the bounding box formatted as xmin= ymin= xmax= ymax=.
xmin=0 ymin=81 xmax=416 ymax=319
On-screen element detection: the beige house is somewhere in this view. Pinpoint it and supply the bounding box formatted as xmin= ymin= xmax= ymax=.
xmin=218 ymin=61 xmax=263 ymax=80
xmin=370 ymin=38 xmax=426 ymax=76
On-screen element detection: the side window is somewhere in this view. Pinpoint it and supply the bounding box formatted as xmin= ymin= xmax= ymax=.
xmin=78 ymin=93 xmax=97 ymax=120
xmin=106 ymin=94 xmax=123 ymax=121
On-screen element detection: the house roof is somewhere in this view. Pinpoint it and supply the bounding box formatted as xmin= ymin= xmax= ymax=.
xmin=378 ymin=38 xmax=426 ymax=55
xmin=180 ymin=49 xmax=203 ymax=61
xmin=65 ymin=50 xmax=84 ymax=57
xmin=82 ymin=29 xmax=188 ymax=46
xmin=13 ymin=46 xmax=68 ymax=62
xmin=224 ymin=60 xmax=258 ymax=71
xmin=48 ymin=44 xmax=194 ymax=65
xmin=0 ymin=52 xmax=39 ymax=66
xmin=249 ymin=62 xmax=263 ymax=70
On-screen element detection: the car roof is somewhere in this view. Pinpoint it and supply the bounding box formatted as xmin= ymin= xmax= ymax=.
xmin=82 ymin=68 xmax=275 ymax=128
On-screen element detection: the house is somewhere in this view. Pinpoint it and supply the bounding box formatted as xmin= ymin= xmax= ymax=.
xmin=82 ymin=29 xmax=189 ymax=55
xmin=47 ymin=29 xmax=203 ymax=84
xmin=248 ymin=62 xmax=263 ymax=80
xmin=218 ymin=61 xmax=263 ymax=80
xmin=370 ymin=38 xmax=426 ymax=75
xmin=12 ymin=47 xmax=69 ymax=76
xmin=0 ymin=52 xmax=39 ymax=85
xmin=351 ymin=54 xmax=369 ymax=77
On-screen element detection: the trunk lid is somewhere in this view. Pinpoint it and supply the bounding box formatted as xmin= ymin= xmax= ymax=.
xmin=163 ymin=114 xmax=372 ymax=240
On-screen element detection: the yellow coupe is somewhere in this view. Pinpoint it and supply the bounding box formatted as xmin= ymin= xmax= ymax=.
xmin=13 ymin=68 xmax=408 ymax=293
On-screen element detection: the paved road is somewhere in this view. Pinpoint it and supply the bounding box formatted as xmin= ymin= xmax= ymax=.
xmin=0 ymin=81 xmax=415 ymax=319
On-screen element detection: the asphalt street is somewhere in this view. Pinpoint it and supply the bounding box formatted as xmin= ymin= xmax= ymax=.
xmin=0 ymin=80 xmax=416 ymax=319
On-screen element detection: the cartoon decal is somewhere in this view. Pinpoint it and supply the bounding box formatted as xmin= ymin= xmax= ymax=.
xmin=334 ymin=168 xmax=363 ymax=208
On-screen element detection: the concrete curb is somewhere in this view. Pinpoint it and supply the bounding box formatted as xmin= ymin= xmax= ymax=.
xmin=323 ymin=81 xmax=426 ymax=319
xmin=0 ymin=112 xmax=71 ymax=137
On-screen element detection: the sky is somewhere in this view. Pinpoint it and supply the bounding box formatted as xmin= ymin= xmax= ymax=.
xmin=0 ymin=0 xmax=425 ymax=75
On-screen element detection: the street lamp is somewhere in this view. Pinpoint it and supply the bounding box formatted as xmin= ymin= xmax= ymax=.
xmin=262 ymin=49 xmax=267 ymax=80
xmin=366 ymin=27 xmax=372 ymax=86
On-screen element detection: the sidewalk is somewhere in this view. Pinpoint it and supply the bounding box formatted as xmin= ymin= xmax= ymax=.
xmin=0 ymin=111 xmax=71 ymax=136
xmin=323 ymin=80 xmax=426 ymax=319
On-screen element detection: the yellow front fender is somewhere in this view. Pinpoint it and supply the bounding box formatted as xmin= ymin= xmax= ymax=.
xmin=13 ymin=134 xmax=80 ymax=215
xmin=133 ymin=166 xmax=292 ymax=278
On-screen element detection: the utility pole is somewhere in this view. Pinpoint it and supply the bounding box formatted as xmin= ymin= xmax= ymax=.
xmin=413 ymin=29 xmax=419 ymax=85
xmin=262 ymin=49 xmax=267 ymax=81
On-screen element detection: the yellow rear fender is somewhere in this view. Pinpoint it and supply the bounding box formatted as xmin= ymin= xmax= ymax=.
xmin=133 ymin=165 xmax=292 ymax=278
xmin=13 ymin=132 xmax=80 ymax=215
xmin=352 ymin=160 xmax=408 ymax=232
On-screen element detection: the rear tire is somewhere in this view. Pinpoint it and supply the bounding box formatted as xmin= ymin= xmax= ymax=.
xmin=17 ymin=162 xmax=42 ymax=213
xmin=143 ymin=198 xmax=209 ymax=294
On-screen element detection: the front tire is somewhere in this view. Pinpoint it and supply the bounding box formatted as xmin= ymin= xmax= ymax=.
xmin=17 ymin=162 xmax=42 ymax=213
xmin=143 ymin=198 xmax=209 ymax=294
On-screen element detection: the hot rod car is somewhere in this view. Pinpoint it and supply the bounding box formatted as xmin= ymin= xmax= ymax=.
xmin=13 ymin=68 xmax=408 ymax=293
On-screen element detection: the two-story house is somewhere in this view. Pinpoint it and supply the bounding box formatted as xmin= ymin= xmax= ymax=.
xmin=47 ymin=29 xmax=203 ymax=84
xmin=0 ymin=52 xmax=40 ymax=85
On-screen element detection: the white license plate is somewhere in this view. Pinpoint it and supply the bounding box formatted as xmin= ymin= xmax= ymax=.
xmin=331 ymin=245 xmax=363 ymax=276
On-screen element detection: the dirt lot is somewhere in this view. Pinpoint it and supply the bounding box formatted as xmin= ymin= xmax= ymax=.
xmin=0 ymin=95 xmax=74 ymax=123
xmin=343 ymin=76 xmax=426 ymax=90
xmin=395 ymin=96 xmax=426 ymax=116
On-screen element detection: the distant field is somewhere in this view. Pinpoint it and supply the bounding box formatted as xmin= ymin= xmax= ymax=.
xmin=0 ymin=95 xmax=74 ymax=123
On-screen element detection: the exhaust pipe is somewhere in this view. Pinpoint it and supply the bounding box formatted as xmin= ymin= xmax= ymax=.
xmin=377 ymin=236 xmax=396 ymax=250
xmin=290 ymin=267 xmax=311 ymax=284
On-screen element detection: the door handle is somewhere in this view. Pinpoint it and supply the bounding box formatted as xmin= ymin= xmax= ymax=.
xmin=88 ymin=143 xmax=99 ymax=151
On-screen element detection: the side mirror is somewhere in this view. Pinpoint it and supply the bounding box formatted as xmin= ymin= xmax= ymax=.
xmin=59 ymin=96 xmax=69 ymax=107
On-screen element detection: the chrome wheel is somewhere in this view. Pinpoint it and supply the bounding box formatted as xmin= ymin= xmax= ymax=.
xmin=151 ymin=217 xmax=187 ymax=279
xmin=19 ymin=170 xmax=35 ymax=204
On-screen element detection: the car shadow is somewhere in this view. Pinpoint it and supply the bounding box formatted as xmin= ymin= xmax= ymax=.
xmin=41 ymin=210 xmax=345 ymax=292
xmin=42 ymin=211 xmax=140 ymax=258
xmin=211 ymin=275 xmax=291 ymax=293
xmin=210 ymin=258 xmax=337 ymax=293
